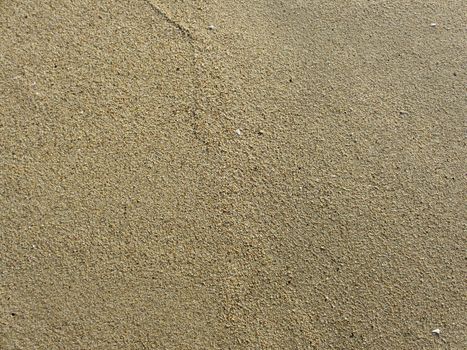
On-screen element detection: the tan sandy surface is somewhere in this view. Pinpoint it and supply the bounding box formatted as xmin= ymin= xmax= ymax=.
xmin=1 ymin=1 xmax=466 ymax=349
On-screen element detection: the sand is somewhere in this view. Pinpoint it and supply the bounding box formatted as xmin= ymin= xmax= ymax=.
xmin=1 ymin=0 xmax=466 ymax=349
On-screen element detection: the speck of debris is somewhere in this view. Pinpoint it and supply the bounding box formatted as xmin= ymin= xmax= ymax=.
xmin=258 ymin=130 xmax=264 ymax=135
xmin=432 ymin=328 xmax=441 ymax=336
xmin=399 ymin=110 xmax=409 ymax=116
xmin=208 ymin=24 xmax=215 ymax=30
xmin=235 ymin=129 xmax=242 ymax=136
xmin=430 ymin=23 xmax=437 ymax=27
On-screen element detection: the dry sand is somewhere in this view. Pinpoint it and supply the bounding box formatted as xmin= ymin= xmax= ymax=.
xmin=1 ymin=0 xmax=466 ymax=349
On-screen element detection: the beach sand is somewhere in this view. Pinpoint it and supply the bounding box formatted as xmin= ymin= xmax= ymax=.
xmin=1 ymin=1 xmax=466 ymax=348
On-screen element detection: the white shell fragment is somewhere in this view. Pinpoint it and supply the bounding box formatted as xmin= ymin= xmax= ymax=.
xmin=430 ymin=23 xmax=437 ymax=27
xmin=208 ymin=24 xmax=216 ymax=30
xmin=431 ymin=328 xmax=441 ymax=336
xmin=235 ymin=129 xmax=242 ymax=136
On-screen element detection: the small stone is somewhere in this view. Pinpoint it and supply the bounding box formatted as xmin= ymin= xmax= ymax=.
xmin=432 ymin=328 xmax=441 ymax=336
xmin=235 ymin=129 xmax=242 ymax=136
xmin=430 ymin=23 xmax=437 ymax=27
xmin=208 ymin=24 xmax=216 ymax=30
xmin=399 ymin=110 xmax=409 ymax=116
xmin=258 ymin=130 xmax=264 ymax=135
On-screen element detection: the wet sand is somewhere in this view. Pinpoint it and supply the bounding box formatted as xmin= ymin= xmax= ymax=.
xmin=1 ymin=1 xmax=466 ymax=349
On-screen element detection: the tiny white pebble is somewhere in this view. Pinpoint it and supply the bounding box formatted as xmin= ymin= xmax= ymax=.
xmin=235 ymin=129 xmax=242 ymax=136
xmin=208 ymin=24 xmax=215 ymax=30
xmin=432 ymin=328 xmax=441 ymax=336
xmin=431 ymin=23 xmax=437 ymax=27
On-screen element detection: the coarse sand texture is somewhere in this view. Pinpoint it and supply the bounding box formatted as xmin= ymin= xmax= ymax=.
xmin=1 ymin=1 xmax=466 ymax=349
